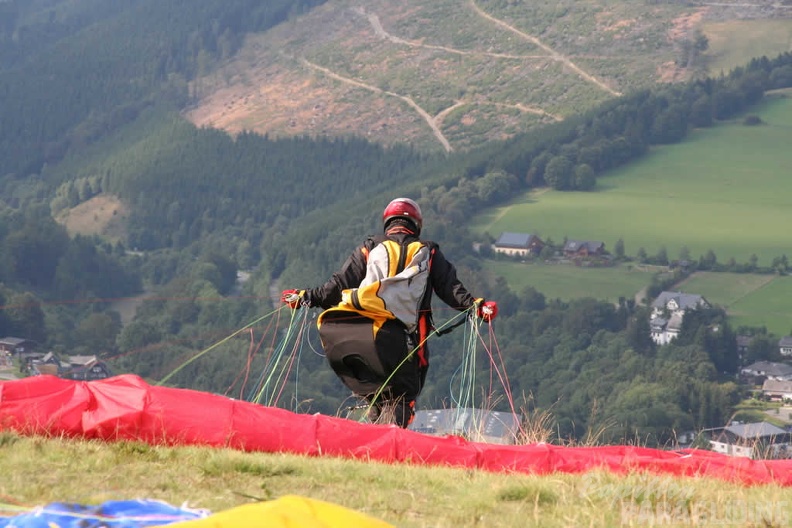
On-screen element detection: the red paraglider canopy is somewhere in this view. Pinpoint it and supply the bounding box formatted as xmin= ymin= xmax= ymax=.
xmin=1 ymin=374 xmax=791 ymax=486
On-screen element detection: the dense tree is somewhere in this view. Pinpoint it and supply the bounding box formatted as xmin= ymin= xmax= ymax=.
xmin=544 ymin=155 xmax=574 ymax=190
xmin=573 ymin=163 xmax=596 ymax=191
xmin=613 ymin=238 xmax=625 ymax=260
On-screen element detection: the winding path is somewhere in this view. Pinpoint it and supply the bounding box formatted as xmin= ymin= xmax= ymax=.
xmin=469 ymin=0 xmax=621 ymax=97
xmin=358 ymin=7 xmax=549 ymax=61
xmin=301 ymin=58 xmax=453 ymax=152
xmin=302 ymin=2 xmax=618 ymax=151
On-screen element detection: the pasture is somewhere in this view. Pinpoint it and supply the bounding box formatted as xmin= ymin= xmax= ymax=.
xmin=677 ymin=272 xmax=792 ymax=336
xmin=486 ymin=260 xmax=656 ymax=304
xmin=474 ymin=92 xmax=792 ymax=334
xmin=473 ymin=91 xmax=792 ymax=267
xmin=704 ymin=19 xmax=792 ymax=76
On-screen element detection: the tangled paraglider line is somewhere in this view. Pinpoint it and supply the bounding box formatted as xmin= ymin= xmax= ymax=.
xmin=155 ymin=303 xmax=520 ymax=429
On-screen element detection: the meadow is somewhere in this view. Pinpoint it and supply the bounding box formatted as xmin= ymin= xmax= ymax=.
xmin=704 ymin=19 xmax=792 ymax=75
xmin=486 ymin=260 xmax=656 ymax=304
xmin=677 ymin=272 xmax=792 ymax=336
xmin=473 ymin=92 xmax=792 ymax=333
xmin=2 ymin=432 xmax=792 ymax=527
xmin=473 ymin=91 xmax=792 ymax=267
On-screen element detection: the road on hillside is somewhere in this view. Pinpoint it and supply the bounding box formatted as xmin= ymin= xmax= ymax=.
xmin=469 ymin=0 xmax=621 ymax=97
xmin=301 ymin=59 xmax=454 ymax=152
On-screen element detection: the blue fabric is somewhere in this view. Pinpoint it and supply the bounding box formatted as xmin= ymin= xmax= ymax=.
xmin=0 ymin=500 xmax=209 ymax=527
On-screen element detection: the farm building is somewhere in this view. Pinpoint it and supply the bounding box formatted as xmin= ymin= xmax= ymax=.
xmin=492 ymin=232 xmax=544 ymax=257
xmin=562 ymin=239 xmax=605 ymax=258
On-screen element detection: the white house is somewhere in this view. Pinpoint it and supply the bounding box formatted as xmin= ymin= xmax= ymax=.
xmin=707 ymin=421 xmax=791 ymax=459
xmin=492 ymin=232 xmax=544 ymax=258
xmin=779 ymin=337 xmax=792 ymax=357
xmin=762 ymin=379 xmax=792 ymax=402
xmin=649 ymin=291 xmax=710 ymax=345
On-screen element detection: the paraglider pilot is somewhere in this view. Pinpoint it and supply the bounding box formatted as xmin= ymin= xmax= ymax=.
xmin=282 ymin=197 xmax=497 ymax=428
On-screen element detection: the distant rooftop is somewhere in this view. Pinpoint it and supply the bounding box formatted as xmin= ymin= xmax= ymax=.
xmin=652 ymin=291 xmax=708 ymax=310
xmin=725 ymin=421 xmax=787 ymax=440
xmin=494 ymin=232 xmax=539 ymax=249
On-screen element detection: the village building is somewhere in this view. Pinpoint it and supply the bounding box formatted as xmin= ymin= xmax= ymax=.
xmin=741 ymin=361 xmax=792 ymax=384
xmin=649 ymin=291 xmax=711 ymax=346
xmin=492 ymin=232 xmax=544 ymax=257
xmin=24 ymin=352 xmax=112 ymax=381
xmin=762 ymin=379 xmax=792 ymax=402
xmin=562 ymin=239 xmax=605 ymax=259
xmin=706 ymin=421 xmax=791 ymax=459
xmin=779 ymin=336 xmax=792 ymax=357
xmin=65 ymin=355 xmax=113 ymax=381
xmin=736 ymin=335 xmax=754 ymax=358
xmin=0 ymin=337 xmax=37 ymax=355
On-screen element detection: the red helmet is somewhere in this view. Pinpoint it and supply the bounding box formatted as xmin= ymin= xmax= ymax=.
xmin=382 ymin=197 xmax=422 ymax=231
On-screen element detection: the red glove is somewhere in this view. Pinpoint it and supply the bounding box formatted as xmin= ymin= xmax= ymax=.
xmin=478 ymin=300 xmax=498 ymax=322
xmin=281 ymin=289 xmax=304 ymax=309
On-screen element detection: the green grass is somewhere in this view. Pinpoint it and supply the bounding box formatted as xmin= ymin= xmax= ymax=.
xmin=487 ymin=261 xmax=655 ymax=303
xmin=2 ymin=432 xmax=792 ymax=527
xmin=704 ymin=19 xmax=792 ymax=75
xmin=675 ymin=272 xmax=775 ymax=307
xmin=675 ymin=272 xmax=792 ymax=336
xmin=473 ymin=92 xmax=792 ymax=267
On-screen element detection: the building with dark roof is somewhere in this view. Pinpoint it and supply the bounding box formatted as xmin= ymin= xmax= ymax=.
xmin=649 ymin=291 xmax=710 ymax=345
xmin=493 ymin=232 xmax=544 ymax=257
xmin=0 ymin=337 xmax=37 ymax=355
xmin=779 ymin=336 xmax=792 ymax=357
xmin=706 ymin=421 xmax=791 ymax=459
xmin=562 ymin=239 xmax=605 ymax=258
xmin=741 ymin=361 xmax=792 ymax=382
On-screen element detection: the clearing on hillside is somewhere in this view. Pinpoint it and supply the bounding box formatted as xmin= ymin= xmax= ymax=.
xmin=55 ymin=194 xmax=129 ymax=242
xmin=184 ymin=0 xmax=790 ymax=151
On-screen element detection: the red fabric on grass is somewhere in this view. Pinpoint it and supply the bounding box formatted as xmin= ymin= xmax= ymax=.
xmin=2 ymin=375 xmax=791 ymax=486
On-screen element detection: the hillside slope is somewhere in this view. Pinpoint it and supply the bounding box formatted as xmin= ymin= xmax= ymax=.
xmin=184 ymin=0 xmax=792 ymax=152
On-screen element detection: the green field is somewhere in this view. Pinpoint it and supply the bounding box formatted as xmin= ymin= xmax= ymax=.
xmin=487 ymin=261 xmax=656 ymax=303
xmin=474 ymin=91 xmax=792 ymax=267
xmin=704 ymin=19 xmax=792 ymax=75
xmin=676 ymin=272 xmax=792 ymax=336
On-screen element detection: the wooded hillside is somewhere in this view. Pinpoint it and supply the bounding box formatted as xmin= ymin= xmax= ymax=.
xmin=1 ymin=0 xmax=791 ymax=443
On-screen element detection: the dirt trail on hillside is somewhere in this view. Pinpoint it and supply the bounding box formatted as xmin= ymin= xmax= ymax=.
xmin=355 ymin=8 xmax=563 ymax=128
xmin=301 ymin=59 xmax=453 ymax=152
xmin=469 ymin=0 xmax=622 ymax=97
xmin=357 ymin=8 xmax=548 ymax=61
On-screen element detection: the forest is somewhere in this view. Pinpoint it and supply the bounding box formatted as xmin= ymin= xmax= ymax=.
xmin=2 ymin=0 xmax=792 ymax=445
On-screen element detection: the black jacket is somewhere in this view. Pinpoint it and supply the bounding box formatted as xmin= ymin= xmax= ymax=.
xmin=304 ymin=231 xmax=477 ymax=320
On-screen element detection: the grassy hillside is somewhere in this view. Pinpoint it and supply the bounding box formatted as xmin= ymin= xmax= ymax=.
xmin=472 ymin=91 xmax=792 ymax=266
xmin=677 ymin=272 xmax=792 ymax=336
xmin=485 ymin=261 xmax=656 ymax=304
xmin=2 ymin=433 xmax=792 ymax=527
xmin=704 ymin=18 xmax=792 ymax=75
xmin=184 ymin=0 xmax=792 ymax=152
